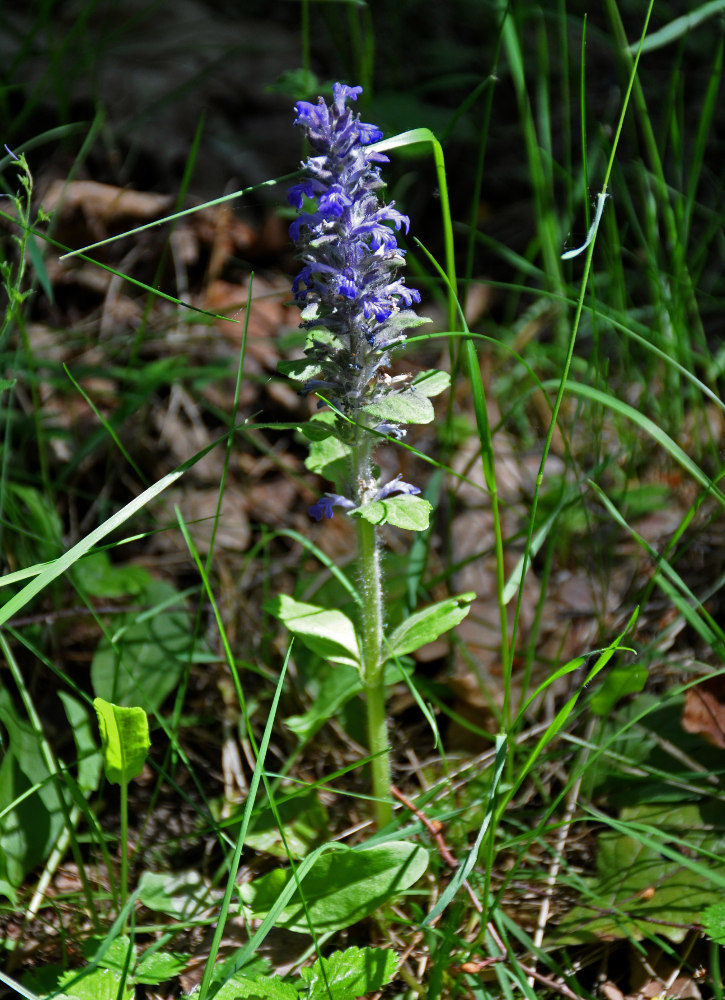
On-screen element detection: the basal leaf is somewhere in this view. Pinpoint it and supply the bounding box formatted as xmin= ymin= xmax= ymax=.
xmin=241 ymin=841 xmax=428 ymax=934
xmin=93 ymin=698 xmax=150 ymax=785
xmin=352 ymin=495 xmax=432 ymax=531
xmin=266 ymin=594 xmax=360 ymax=667
xmin=385 ymin=593 xmax=475 ymax=660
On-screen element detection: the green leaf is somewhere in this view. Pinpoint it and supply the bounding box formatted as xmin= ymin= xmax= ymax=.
xmin=58 ymin=692 xmax=102 ymax=794
xmin=0 ymin=686 xmax=65 ymax=889
xmin=285 ymin=664 xmax=361 ymax=739
xmin=80 ymin=935 xmax=136 ymax=974
xmin=364 ymin=390 xmax=434 ymax=426
xmin=277 ymin=357 xmax=322 ymax=382
xmin=285 ymin=661 xmax=411 ymax=741
xmin=555 ymin=802 xmax=725 ymax=944
xmin=73 ymin=552 xmax=152 ymax=599
xmin=93 ymin=698 xmax=150 ymax=785
xmin=58 ymin=966 xmax=134 ymax=1000
xmin=590 ymin=661 xmax=648 ymax=715
xmin=137 ymin=869 xmax=218 ymax=919
xmin=411 ymin=369 xmax=450 ymax=397
xmin=352 ymin=495 xmax=432 ymax=531
xmin=241 ymin=841 xmax=428 ymax=934
xmin=385 ymin=593 xmax=475 ymax=660
xmin=135 ymin=950 xmax=189 ymax=985
xmin=299 ymin=415 xmax=340 ymax=442
xmin=90 ymin=578 xmax=195 ymax=710
xmin=242 ymin=790 xmax=328 ymax=859
xmin=702 ymin=900 xmax=725 ymax=944
xmin=211 ymin=975 xmax=298 ymax=1000
xmin=304 ymin=428 xmax=352 ymax=487
xmin=266 ymin=595 xmax=360 ymax=667
xmin=299 ymin=946 xmax=397 ymax=1000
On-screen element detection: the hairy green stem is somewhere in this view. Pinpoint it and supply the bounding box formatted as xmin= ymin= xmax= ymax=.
xmin=357 ymin=514 xmax=393 ymax=828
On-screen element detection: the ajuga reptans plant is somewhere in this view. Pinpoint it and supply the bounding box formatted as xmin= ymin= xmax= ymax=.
xmin=273 ymin=84 xmax=472 ymax=828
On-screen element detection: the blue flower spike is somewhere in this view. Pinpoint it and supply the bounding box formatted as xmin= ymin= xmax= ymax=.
xmin=289 ymin=83 xmax=431 ymax=522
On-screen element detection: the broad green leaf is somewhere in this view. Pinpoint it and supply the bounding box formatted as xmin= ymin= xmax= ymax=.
xmin=364 ymin=390 xmax=434 ymax=426
xmin=138 ymin=870 xmax=218 ymax=919
xmin=590 ymin=661 xmax=648 ymax=716
xmin=91 ymin=579 xmax=195 ymax=710
xmin=411 ymin=369 xmax=450 ymax=397
xmin=300 ymin=946 xmax=397 ymax=1000
xmin=385 ymin=593 xmax=475 ymax=660
xmin=211 ymin=975 xmax=298 ymax=1000
xmin=352 ymin=495 xmax=432 ymax=531
xmin=241 ymin=841 xmax=428 ymax=934
xmin=93 ymin=698 xmax=150 ymax=785
xmin=266 ymin=595 xmax=360 ymax=667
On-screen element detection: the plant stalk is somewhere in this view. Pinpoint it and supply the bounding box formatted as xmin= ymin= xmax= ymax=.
xmin=357 ymin=512 xmax=393 ymax=828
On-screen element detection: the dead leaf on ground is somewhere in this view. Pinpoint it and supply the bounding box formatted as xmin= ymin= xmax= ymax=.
xmin=682 ymin=676 xmax=725 ymax=748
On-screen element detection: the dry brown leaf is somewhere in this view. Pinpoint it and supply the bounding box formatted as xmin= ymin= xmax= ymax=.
xmin=682 ymin=676 xmax=725 ymax=748
xmin=42 ymin=179 xmax=171 ymax=224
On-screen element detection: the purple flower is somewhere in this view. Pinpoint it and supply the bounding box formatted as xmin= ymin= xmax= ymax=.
xmin=308 ymin=493 xmax=357 ymax=521
xmin=375 ymin=476 xmax=421 ymax=501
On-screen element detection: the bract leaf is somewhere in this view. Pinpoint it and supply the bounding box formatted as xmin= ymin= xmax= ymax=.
xmin=352 ymin=495 xmax=431 ymax=531
xmin=364 ymin=390 xmax=434 ymax=426
xmin=93 ymin=698 xmax=150 ymax=785
xmin=411 ymin=370 xmax=450 ymax=397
